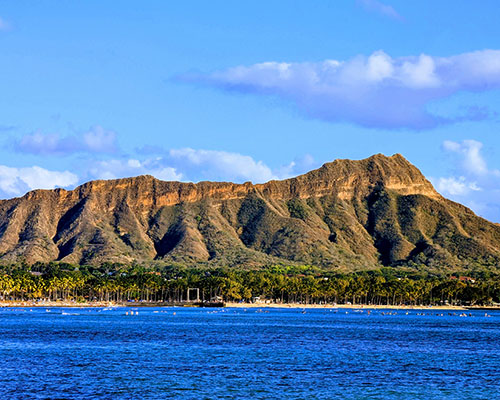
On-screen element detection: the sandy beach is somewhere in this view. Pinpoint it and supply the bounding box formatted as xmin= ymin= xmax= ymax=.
xmin=0 ymin=300 xmax=121 ymax=308
xmin=224 ymin=302 xmax=473 ymax=310
xmin=1 ymin=300 xmax=498 ymax=311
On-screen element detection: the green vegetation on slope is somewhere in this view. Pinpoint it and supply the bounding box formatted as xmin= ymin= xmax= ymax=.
xmin=0 ymin=154 xmax=499 ymax=271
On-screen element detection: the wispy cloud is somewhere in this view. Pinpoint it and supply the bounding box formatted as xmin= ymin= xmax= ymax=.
xmin=89 ymin=159 xmax=183 ymax=182
xmin=0 ymin=124 xmax=16 ymax=132
xmin=166 ymin=148 xmax=277 ymax=183
xmin=432 ymin=140 xmax=500 ymax=222
xmin=91 ymin=148 xmax=317 ymax=184
xmin=434 ymin=176 xmax=481 ymax=197
xmin=1 ymin=144 xmax=317 ymax=199
xmin=0 ymin=165 xmax=78 ymax=198
xmin=90 ymin=149 xmax=276 ymax=184
xmin=15 ymin=126 xmax=118 ymax=155
xmin=180 ymin=49 xmax=500 ymax=129
xmin=442 ymin=139 xmax=489 ymax=175
xmin=274 ymin=154 xmax=317 ymax=178
xmin=0 ymin=17 xmax=10 ymax=31
xmin=356 ymin=0 xmax=403 ymax=21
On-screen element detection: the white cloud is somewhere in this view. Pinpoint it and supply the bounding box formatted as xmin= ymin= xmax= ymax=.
xmin=275 ymin=154 xmax=317 ymax=178
xmin=89 ymin=149 xmax=275 ymax=184
xmin=0 ymin=146 xmax=316 ymax=200
xmin=442 ymin=140 xmax=490 ymax=176
xmin=88 ymin=148 xmax=316 ymax=185
xmin=89 ymin=159 xmax=183 ymax=182
xmin=434 ymin=176 xmax=481 ymax=196
xmin=366 ymin=51 xmax=394 ymax=81
xmin=401 ymin=54 xmax=439 ymax=88
xmin=434 ymin=139 xmax=500 ymax=222
xmin=356 ymin=0 xmax=403 ymax=20
xmin=15 ymin=126 xmax=118 ymax=155
xmin=182 ymin=49 xmax=500 ymax=129
xmin=167 ymin=148 xmax=277 ymax=183
xmin=0 ymin=165 xmax=78 ymax=198
xmin=82 ymin=126 xmax=117 ymax=153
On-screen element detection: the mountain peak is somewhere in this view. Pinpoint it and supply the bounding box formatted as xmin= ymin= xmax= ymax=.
xmin=295 ymin=153 xmax=438 ymax=200
xmin=0 ymin=153 xmax=497 ymax=270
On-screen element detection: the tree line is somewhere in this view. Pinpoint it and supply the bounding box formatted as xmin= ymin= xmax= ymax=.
xmin=0 ymin=262 xmax=499 ymax=306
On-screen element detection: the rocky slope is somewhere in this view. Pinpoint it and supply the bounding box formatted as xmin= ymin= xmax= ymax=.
xmin=0 ymin=153 xmax=499 ymax=271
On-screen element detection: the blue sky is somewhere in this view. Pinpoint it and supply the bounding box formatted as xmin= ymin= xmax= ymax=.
xmin=1 ymin=1 xmax=500 ymax=221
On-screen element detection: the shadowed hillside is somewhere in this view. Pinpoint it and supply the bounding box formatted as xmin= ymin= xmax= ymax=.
xmin=0 ymin=153 xmax=499 ymax=271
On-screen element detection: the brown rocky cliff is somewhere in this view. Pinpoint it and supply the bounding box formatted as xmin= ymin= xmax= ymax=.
xmin=0 ymin=153 xmax=497 ymax=270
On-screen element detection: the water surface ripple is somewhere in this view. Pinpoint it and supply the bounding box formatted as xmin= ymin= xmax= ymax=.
xmin=0 ymin=307 xmax=498 ymax=399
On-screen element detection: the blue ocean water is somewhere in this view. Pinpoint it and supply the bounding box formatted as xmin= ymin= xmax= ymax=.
xmin=0 ymin=307 xmax=498 ymax=399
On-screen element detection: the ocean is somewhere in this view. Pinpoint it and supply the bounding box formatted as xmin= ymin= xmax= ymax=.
xmin=0 ymin=307 xmax=498 ymax=399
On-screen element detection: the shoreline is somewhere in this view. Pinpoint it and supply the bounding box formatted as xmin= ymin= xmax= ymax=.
xmin=0 ymin=301 xmax=121 ymax=308
xmin=224 ymin=302 xmax=472 ymax=310
xmin=1 ymin=300 xmax=498 ymax=311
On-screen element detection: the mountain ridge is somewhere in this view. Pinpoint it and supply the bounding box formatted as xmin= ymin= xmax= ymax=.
xmin=3 ymin=153 xmax=439 ymax=204
xmin=0 ymin=153 xmax=498 ymax=271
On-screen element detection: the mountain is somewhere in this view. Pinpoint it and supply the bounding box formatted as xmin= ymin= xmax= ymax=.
xmin=0 ymin=153 xmax=499 ymax=271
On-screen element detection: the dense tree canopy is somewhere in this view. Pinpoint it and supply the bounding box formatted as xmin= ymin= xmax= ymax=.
xmin=0 ymin=262 xmax=499 ymax=306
